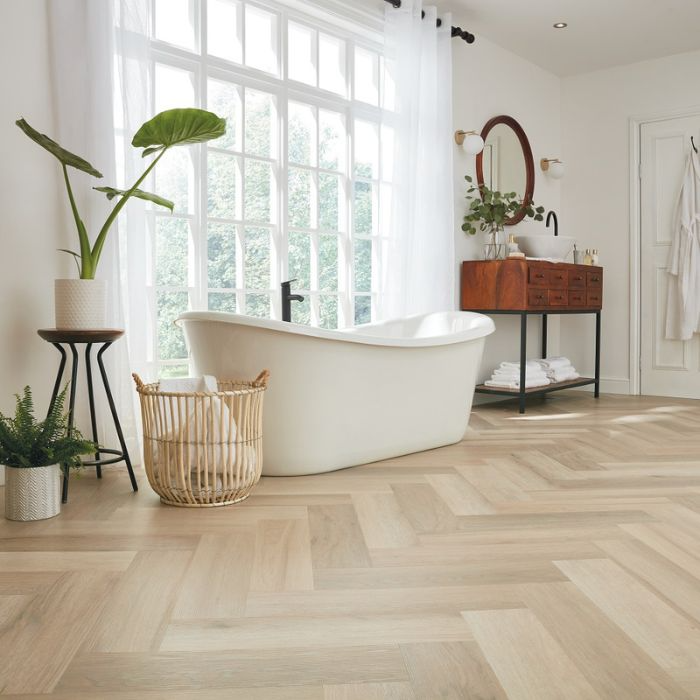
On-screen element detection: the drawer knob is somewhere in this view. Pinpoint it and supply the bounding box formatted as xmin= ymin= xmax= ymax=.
xmin=536 ymin=274 xmax=544 ymax=278
xmin=591 ymin=276 xmax=600 ymax=282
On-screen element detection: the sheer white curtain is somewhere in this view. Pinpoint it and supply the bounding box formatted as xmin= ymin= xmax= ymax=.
xmin=378 ymin=0 xmax=455 ymax=320
xmin=47 ymin=0 xmax=144 ymax=458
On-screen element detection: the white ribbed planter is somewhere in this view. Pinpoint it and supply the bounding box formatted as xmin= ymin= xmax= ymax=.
xmin=55 ymin=279 xmax=107 ymax=330
xmin=4 ymin=464 xmax=61 ymax=521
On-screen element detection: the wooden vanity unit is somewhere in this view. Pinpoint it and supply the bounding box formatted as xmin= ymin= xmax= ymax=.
xmin=460 ymin=259 xmax=602 ymax=311
xmin=461 ymin=259 xmax=603 ymax=413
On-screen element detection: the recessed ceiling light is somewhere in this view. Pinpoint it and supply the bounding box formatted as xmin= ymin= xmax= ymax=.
xmin=553 ymin=22 xmax=568 ymax=29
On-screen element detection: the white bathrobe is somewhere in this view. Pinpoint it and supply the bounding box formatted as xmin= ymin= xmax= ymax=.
xmin=666 ymin=149 xmax=700 ymax=340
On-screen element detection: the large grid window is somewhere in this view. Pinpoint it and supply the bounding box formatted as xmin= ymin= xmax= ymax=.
xmin=138 ymin=0 xmax=389 ymax=376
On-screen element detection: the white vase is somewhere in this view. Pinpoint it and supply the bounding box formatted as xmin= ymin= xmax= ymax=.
xmin=4 ymin=464 xmax=61 ymax=521
xmin=55 ymin=279 xmax=107 ymax=329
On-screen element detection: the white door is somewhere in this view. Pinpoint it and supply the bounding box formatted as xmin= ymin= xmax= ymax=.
xmin=640 ymin=116 xmax=700 ymax=397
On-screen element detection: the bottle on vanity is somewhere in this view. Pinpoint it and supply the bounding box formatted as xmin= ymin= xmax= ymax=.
xmin=591 ymin=249 xmax=599 ymax=265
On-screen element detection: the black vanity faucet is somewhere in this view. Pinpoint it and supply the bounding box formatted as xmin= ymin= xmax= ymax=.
xmin=546 ymin=210 xmax=559 ymax=237
xmin=281 ymin=280 xmax=304 ymax=322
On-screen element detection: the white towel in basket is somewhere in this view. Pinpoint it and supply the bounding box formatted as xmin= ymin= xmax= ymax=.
xmin=153 ymin=374 xmax=242 ymax=479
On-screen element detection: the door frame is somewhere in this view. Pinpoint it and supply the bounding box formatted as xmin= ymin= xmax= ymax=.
xmin=628 ymin=105 xmax=700 ymax=396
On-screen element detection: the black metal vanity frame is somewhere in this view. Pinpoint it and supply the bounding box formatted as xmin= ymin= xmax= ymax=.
xmin=469 ymin=309 xmax=601 ymax=414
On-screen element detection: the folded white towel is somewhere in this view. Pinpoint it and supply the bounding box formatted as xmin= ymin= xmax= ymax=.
xmin=500 ymin=360 xmax=542 ymax=371
xmin=485 ymin=377 xmax=551 ymax=389
xmin=537 ymin=357 xmax=573 ymax=370
xmin=547 ymin=368 xmax=580 ymax=382
xmin=493 ymin=368 xmax=549 ymax=380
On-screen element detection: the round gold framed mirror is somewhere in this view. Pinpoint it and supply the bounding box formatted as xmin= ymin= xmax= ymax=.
xmin=475 ymin=115 xmax=535 ymax=226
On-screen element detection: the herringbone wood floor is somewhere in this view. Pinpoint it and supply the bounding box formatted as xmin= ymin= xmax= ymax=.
xmin=2 ymin=391 xmax=700 ymax=698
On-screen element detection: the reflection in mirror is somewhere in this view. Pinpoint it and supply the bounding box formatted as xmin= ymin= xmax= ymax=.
xmin=482 ymin=124 xmax=527 ymax=201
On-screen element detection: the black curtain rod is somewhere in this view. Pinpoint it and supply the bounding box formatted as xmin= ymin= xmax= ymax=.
xmin=383 ymin=0 xmax=475 ymax=44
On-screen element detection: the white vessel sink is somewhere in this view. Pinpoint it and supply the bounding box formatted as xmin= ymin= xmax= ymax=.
xmin=514 ymin=235 xmax=575 ymax=261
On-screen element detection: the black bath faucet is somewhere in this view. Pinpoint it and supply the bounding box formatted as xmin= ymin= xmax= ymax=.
xmin=546 ymin=210 xmax=559 ymax=237
xmin=281 ymin=280 xmax=304 ymax=322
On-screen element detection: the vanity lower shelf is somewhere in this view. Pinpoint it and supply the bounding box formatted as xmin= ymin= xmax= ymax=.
xmin=475 ymin=376 xmax=597 ymax=396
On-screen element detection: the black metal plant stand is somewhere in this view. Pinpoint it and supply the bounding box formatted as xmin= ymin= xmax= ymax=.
xmin=38 ymin=329 xmax=138 ymax=503
xmin=470 ymin=309 xmax=601 ymax=414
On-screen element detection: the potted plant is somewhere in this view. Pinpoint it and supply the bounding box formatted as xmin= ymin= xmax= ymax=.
xmin=461 ymin=175 xmax=545 ymax=259
xmin=16 ymin=108 xmax=226 ymax=329
xmin=0 ymin=386 xmax=95 ymax=521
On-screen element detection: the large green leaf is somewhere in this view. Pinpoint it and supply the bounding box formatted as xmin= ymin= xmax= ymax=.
xmin=16 ymin=118 xmax=103 ymax=178
xmin=131 ymin=108 xmax=226 ymax=154
xmin=94 ymin=186 xmax=174 ymax=212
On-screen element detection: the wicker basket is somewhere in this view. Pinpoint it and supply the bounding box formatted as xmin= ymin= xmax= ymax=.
xmin=132 ymin=370 xmax=269 ymax=507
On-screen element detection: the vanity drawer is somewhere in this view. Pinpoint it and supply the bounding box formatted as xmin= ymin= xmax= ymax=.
xmin=587 ymin=271 xmax=603 ymax=287
xmin=586 ymin=290 xmax=602 ymax=307
xmin=569 ymin=271 xmax=586 ymax=288
xmin=550 ymin=270 xmax=568 ymax=289
xmin=549 ymin=290 xmax=568 ymax=306
xmin=528 ymin=288 xmax=549 ymax=306
xmin=528 ymin=267 xmax=549 ymax=286
xmin=569 ymin=290 xmax=586 ymax=306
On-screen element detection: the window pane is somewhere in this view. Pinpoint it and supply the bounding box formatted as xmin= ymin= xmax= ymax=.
xmin=208 ymin=79 xmax=241 ymax=150
xmin=207 ymin=222 xmax=236 ymax=288
xmin=208 ymin=292 xmax=237 ymax=312
xmin=208 ymin=152 xmax=241 ymax=219
xmin=319 ymin=295 xmax=338 ymax=329
xmin=319 ymin=235 xmax=338 ymax=292
xmin=244 ymin=5 xmax=277 ymax=75
xmin=319 ymin=173 xmax=340 ymax=231
xmin=207 ymin=0 xmax=242 ymax=62
xmin=319 ymin=33 xmax=346 ymax=96
xmin=155 ymin=64 xmax=195 ymax=112
xmin=319 ymin=110 xmax=344 ymax=171
xmin=246 ymin=293 xmax=270 ymax=317
xmin=354 ymin=120 xmax=379 ymax=178
xmin=288 ymin=231 xmax=310 ymax=289
xmin=245 ymin=159 xmax=272 ymax=223
xmin=288 ymin=102 xmax=316 ymax=166
xmin=354 ymin=295 xmax=371 ymax=325
xmin=157 ymin=291 xmax=189 ymax=359
xmin=244 ymin=227 xmax=270 ymax=289
xmin=155 ymin=0 xmax=196 ymax=51
xmin=288 ymin=167 xmax=312 ymax=228
xmin=245 ymin=90 xmax=274 ymax=157
xmin=354 ymin=239 xmax=371 ymax=292
xmin=354 ymin=47 xmax=379 ymax=105
xmin=156 ymin=147 xmax=195 ymax=214
xmin=291 ymin=295 xmax=311 ymax=324
xmin=156 ymin=217 xmax=189 ymax=286
xmin=160 ymin=363 xmax=189 ymax=378
xmin=353 ymin=181 xmax=373 ymax=235
xmin=288 ymin=22 xmax=316 ymax=86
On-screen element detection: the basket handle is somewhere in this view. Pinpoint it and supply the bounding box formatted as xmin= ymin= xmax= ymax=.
xmin=132 ymin=373 xmax=145 ymax=390
xmin=253 ymin=369 xmax=270 ymax=388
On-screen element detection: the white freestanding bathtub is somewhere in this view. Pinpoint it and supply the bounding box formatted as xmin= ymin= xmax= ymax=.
xmin=177 ymin=311 xmax=494 ymax=476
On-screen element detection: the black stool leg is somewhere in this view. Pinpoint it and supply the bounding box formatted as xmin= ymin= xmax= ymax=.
xmin=48 ymin=343 xmax=67 ymax=412
xmin=84 ymin=343 xmax=102 ymax=478
xmin=97 ymin=343 xmax=138 ymax=492
xmin=62 ymin=343 xmax=80 ymax=504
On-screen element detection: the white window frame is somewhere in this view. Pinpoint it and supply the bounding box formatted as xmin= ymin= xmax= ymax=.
xmin=143 ymin=0 xmax=388 ymax=375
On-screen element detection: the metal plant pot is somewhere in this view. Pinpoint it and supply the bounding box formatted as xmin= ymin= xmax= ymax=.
xmin=4 ymin=464 xmax=61 ymax=521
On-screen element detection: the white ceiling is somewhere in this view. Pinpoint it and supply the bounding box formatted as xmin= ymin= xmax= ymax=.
xmin=438 ymin=0 xmax=700 ymax=76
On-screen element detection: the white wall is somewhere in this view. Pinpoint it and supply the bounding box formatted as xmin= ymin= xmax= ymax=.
xmin=0 ymin=0 xmax=68 ymax=484
xmin=560 ymin=49 xmax=700 ymax=393
xmin=450 ymin=31 xmax=562 ymax=385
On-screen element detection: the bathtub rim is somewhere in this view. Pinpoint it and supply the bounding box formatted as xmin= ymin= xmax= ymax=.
xmin=177 ymin=310 xmax=494 ymax=348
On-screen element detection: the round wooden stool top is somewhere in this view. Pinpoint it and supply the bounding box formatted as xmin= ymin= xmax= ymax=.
xmin=37 ymin=329 xmax=125 ymax=344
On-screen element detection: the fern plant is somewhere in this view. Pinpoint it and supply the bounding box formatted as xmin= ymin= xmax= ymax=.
xmin=0 ymin=386 xmax=95 ymax=468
